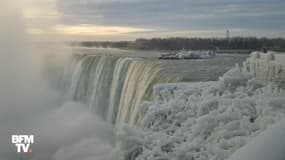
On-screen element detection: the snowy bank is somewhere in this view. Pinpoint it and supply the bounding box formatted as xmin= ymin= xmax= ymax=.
xmin=117 ymin=54 xmax=285 ymax=160
xmin=228 ymin=119 xmax=285 ymax=160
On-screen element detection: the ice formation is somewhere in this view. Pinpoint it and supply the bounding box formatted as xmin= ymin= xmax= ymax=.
xmin=117 ymin=61 xmax=285 ymax=160
xmin=160 ymin=50 xmax=216 ymax=59
xmin=243 ymin=51 xmax=285 ymax=87
xmin=175 ymin=50 xmax=216 ymax=59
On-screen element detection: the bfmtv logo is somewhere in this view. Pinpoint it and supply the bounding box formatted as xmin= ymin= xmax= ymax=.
xmin=11 ymin=135 xmax=34 ymax=153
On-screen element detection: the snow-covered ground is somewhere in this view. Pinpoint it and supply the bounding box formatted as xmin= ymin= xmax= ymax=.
xmin=117 ymin=52 xmax=285 ymax=160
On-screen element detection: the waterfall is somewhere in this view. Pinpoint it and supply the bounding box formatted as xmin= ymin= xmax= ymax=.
xmin=66 ymin=55 xmax=178 ymax=126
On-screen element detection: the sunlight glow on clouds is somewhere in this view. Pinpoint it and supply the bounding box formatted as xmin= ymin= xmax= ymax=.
xmin=54 ymin=25 xmax=154 ymax=36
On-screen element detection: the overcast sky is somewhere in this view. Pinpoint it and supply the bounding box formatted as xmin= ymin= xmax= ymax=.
xmin=25 ymin=0 xmax=285 ymax=40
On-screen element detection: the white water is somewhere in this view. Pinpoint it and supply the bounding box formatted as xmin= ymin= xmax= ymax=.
xmin=65 ymin=55 xmax=178 ymax=126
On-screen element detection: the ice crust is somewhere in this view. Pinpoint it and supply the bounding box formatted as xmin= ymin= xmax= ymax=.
xmin=117 ymin=58 xmax=285 ymax=160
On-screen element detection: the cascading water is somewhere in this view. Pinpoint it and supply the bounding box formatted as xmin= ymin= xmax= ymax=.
xmin=65 ymin=55 xmax=178 ymax=126
xmin=39 ymin=48 xmax=248 ymax=160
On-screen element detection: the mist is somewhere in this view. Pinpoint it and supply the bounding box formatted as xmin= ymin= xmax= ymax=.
xmin=0 ymin=1 xmax=115 ymax=160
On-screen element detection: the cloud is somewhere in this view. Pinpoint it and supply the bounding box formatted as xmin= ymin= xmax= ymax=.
xmin=17 ymin=0 xmax=285 ymax=38
xmin=55 ymin=0 xmax=285 ymax=38
xmin=54 ymin=24 xmax=154 ymax=35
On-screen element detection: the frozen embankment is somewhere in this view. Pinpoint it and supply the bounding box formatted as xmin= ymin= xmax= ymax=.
xmin=117 ymin=52 xmax=285 ymax=160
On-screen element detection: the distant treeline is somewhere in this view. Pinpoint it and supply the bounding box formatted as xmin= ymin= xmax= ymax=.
xmin=71 ymin=37 xmax=285 ymax=52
